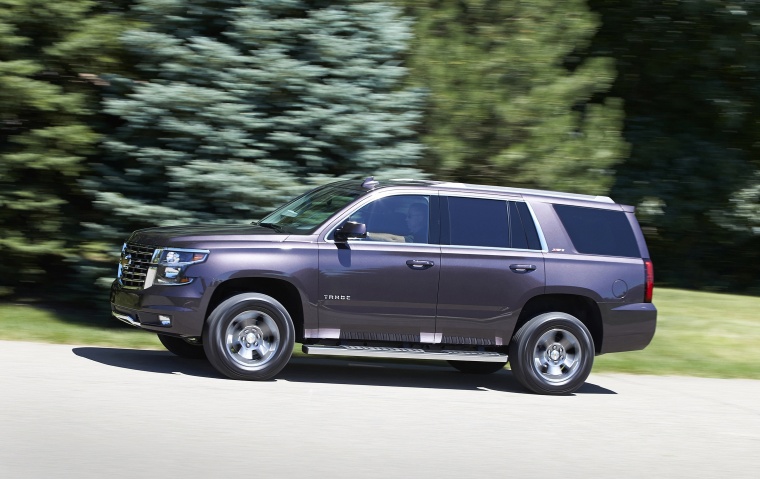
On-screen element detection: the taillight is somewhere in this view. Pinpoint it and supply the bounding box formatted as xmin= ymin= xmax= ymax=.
xmin=644 ymin=259 xmax=654 ymax=303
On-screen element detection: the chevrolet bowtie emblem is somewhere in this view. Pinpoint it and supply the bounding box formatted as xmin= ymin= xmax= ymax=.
xmin=121 ymin=254 xmax=132 ymax=270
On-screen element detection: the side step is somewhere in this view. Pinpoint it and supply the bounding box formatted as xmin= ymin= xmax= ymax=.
xmin=302 ymin=345 xmax=508 ymax=363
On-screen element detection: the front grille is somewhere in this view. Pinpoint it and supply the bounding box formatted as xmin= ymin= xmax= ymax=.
xmin=119 ymin=243 xmax=157 ymax=289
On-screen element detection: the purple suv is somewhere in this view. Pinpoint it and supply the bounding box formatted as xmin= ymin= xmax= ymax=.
xmin=111 ymin=177 xmax=656 ymax=395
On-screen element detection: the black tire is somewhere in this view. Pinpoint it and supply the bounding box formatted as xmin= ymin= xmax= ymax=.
xmin=508 ymin=312 xmax=594 ymax=395
xmin=157 ymin=334 xmax=206 ymax=359
xmin=447 ymin=360 xmax=507 ymax=374
xmin=203 ymin=293 xmax=295 ymax=381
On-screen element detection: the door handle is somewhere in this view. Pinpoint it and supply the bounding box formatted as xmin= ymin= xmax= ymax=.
xmin=510 ymin=264 xmax=537 ymax=273
xmin=406 ymin=260 xmax=435 ymax=270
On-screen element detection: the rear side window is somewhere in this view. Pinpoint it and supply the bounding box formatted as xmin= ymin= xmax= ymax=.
xmin=442 ymin=197 xmax=542 ymax=250
xmin=554 ymin=204 xmax=640 ymax=258
xmin=445 ymin=197 xmax=509 ymax=248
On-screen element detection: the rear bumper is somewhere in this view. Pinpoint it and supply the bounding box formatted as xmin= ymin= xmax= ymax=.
xmin=599 ymin=302 xmax=657 ymax=354
xmin=110 ymin=279 xmax=207 ymax=337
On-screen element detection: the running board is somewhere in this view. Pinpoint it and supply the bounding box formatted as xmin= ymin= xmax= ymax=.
xmin=302 ymin=345 xmax=507 ymax=362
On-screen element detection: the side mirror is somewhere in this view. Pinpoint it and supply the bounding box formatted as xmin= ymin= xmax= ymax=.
xmin=334 ymin=221 xmax=367 ymax=242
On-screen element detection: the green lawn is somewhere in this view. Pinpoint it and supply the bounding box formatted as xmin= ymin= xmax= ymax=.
xmin=1 ymin=288 xmax=758 ymax=379
xmin=593 ymin=288 xmax=760 ymax=379
xmin=0 ymin=304 xmax=162 ymax=350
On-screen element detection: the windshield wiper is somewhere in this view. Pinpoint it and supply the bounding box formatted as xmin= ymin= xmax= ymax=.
xmin=258 ymin=222 xmax=285 ymax=233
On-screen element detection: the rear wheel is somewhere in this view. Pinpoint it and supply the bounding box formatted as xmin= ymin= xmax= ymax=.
xmin=447 ymin=360 xmax=507 ymax=374
xmin=157 ymin=334 xmax=206 ymax=359
xmin=203 ymin=293 xmax=294 ymax=381
xmin=508 ymin=312 xmax=594 ymax=395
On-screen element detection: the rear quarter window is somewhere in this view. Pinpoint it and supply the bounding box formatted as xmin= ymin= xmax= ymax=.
xmin=553 ymin=204 xmax=640 ymax=258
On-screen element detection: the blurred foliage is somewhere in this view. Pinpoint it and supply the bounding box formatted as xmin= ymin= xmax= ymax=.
xmin=395 ymin=0 xmax=628 ymax=194
xmin=86 ymin=0 xmax=426 ymax=252
xmin=0 ymin=0 xmax=759 ymax=301
xmin=589 ymin=0 xmax=760 ymax=290
xmin=0 ymin=1 xmax=134 ymax=299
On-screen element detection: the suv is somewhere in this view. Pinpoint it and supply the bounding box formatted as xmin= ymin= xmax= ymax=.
xmin=111 ymin=177 xmax=656 ymax=395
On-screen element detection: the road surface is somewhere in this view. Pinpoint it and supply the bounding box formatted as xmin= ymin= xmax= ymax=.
xmin=0 ymin=340 xmax=758 ymax=478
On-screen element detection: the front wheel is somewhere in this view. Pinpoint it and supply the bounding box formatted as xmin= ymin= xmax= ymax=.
xmin=508 ymin=312 xmax=594 ymax=395
xmin=203 ymin=293 xmax=295 ymax=381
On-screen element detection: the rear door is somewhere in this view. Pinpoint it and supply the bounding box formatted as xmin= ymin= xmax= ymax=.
xmin=436 ymin=195 xmax=546 ymax=346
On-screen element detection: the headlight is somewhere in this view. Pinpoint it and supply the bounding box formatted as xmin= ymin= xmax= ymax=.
xmin=147 ymin=248 xmax=209 ymax=287
xmin=162 ymin=250 xmax=208 ymax=264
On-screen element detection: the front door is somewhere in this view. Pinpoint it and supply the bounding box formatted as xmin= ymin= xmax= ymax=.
xmin=317 ymin=194 xmax=440 ymax=342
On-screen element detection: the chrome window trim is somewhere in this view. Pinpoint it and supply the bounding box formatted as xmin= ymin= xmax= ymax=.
xmin=523 ymin=201 xmax=549 ymax=253
xmin=439 ymin=244 xmax=545 ymax=254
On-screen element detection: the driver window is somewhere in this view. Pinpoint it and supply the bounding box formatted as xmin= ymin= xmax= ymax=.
xmin=349 ymin=195 xmax=430 ymax=244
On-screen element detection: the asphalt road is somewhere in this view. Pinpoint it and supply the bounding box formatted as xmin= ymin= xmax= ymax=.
xmin=1 ymin=340 xmax=758 ymax=479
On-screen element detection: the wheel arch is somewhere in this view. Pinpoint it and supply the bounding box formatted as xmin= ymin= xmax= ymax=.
xmin=513 ymin=294 xmax=603 ymax=354
xmin=206 ymin=277 xmax=305 ymax=342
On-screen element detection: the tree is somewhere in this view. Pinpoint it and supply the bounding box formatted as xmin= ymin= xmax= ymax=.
xmin=89 ymin=0 xmax=426 ymax=247
xmin=395 ymin=0 xmax=627 ymax=194
xmin=0 ymin=1 xmax=133 ymax=297
xmin=589 ymin=0 xmax=760 ymax=290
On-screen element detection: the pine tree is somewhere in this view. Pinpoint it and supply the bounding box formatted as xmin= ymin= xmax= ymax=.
xmin=0 ymin=1 xmax=132 ymax=297
xmin=395 ymin=0 xmax=627 ymax=194
xmin=90 ymin=0 xmax=426 ymax=246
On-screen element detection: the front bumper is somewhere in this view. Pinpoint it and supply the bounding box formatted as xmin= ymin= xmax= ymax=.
xmin=110 ymin=279 xmax=208 ymax=337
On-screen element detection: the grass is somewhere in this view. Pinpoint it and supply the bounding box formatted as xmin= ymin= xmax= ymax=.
xmin=1 ymin=288 xmax=759 ymax=379
xmin=593 ymin=288 xmax=760 ymax=379
xmin=0 ymin=304 xmax=162 ymax=350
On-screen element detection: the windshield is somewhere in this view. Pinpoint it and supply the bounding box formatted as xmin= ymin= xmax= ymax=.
xmin=258 ymin=184 xmax=363 ymax=234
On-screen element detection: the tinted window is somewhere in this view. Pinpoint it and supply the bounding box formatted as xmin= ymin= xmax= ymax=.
xmin=346 ymin=195 xmax=431 ymax=244
xmin=445 ymin=197 xmax=509 ymax=248
xmin=442 ymin=198 xmax=543 ymax=250
xmin=509 ymin=202 xmax=529 ymax=249
xmin=554 ymin=204 xmax=640 ymax=257
xmin=513 ymin=201 xmax=542 ymax=250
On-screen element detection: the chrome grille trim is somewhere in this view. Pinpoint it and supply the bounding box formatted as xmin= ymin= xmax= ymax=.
xmin=112 ymin=311 xmax=140 ymax=327
xmin=118 ymin=243 xmax=158 ymax=289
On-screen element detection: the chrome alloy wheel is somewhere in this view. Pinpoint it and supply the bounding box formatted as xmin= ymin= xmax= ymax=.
xmin=224 ymin=310 xmax=281 ymax=369
xmin=532 ymin=328 xmax=581 ymax=384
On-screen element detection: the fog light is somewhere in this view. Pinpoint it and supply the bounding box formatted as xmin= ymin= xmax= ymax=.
xmin=159 ymin=315 xmax=172 ymax=326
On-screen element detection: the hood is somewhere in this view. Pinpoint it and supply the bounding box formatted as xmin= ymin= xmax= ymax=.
xmin=127 ymin=224 xmax=288 ymax=247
